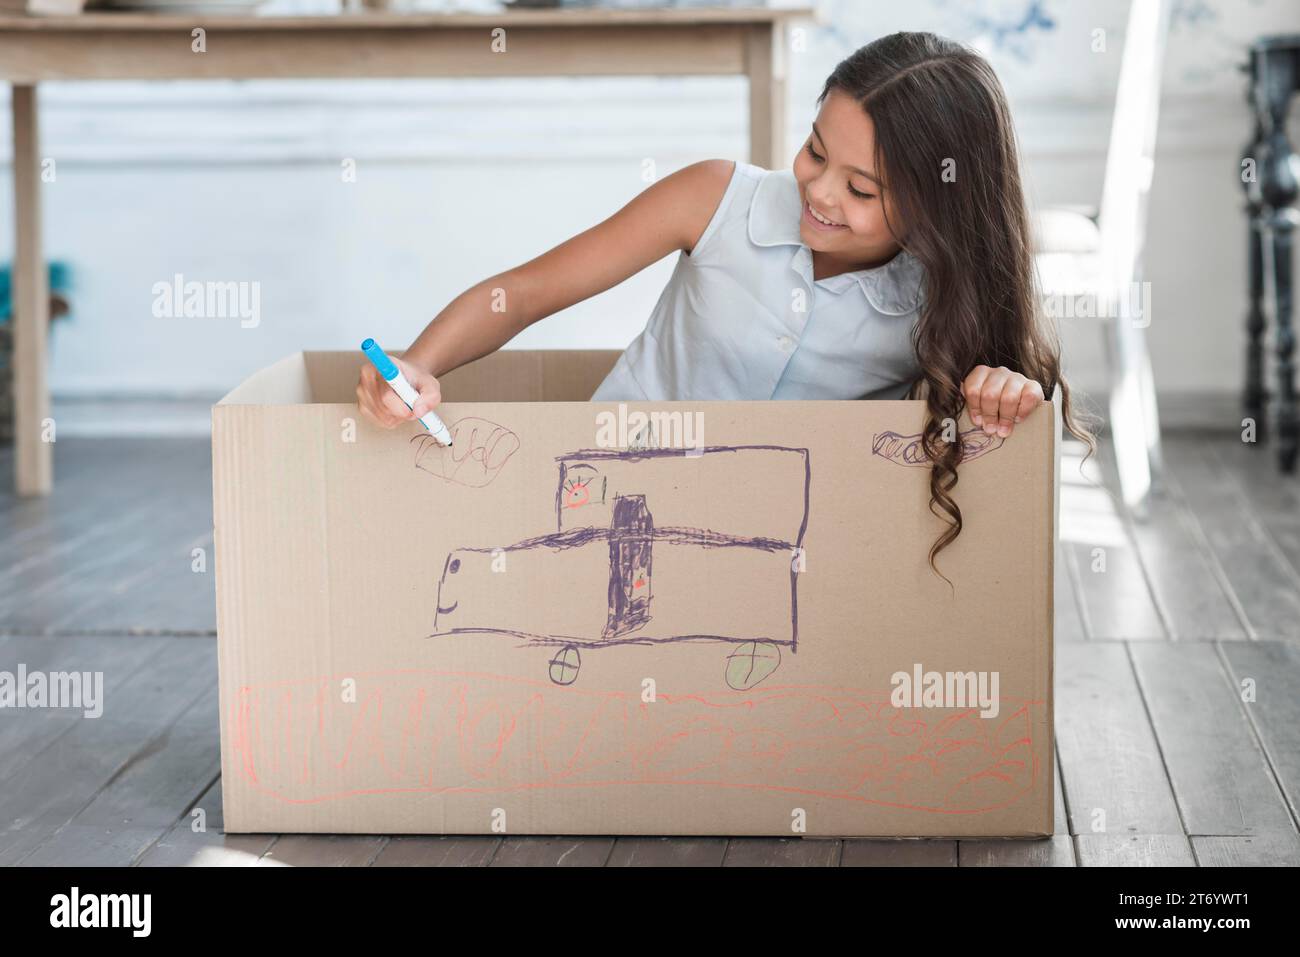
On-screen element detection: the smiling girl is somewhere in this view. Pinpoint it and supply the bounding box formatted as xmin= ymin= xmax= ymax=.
xmin=358 ymin=31 xmax=1097 ymax=567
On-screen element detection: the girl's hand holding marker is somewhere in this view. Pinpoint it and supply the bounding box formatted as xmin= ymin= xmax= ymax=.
xmin=358 ymin=339 xmax=453 ymax=446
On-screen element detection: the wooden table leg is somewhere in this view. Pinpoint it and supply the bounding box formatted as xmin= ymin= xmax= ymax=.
xmin=11 ymin=84 xmax=51 ymax=496
xmin=746 ymin=23 xmax=787 ymax=171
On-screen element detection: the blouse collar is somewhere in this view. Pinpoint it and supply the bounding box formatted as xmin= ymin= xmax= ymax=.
xmin=747 ymin=166 xmax=925 ymax=316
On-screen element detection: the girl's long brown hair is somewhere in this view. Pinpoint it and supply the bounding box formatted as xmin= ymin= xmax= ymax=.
xmin=819 ymin=32 xmax=1099 ymax=580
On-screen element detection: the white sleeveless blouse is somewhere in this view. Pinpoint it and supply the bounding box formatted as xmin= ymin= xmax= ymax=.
xmin=591 ymin=160 xmax=926 ymax=401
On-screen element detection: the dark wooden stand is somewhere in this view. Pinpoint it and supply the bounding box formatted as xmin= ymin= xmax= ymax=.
xmin=1243 ymin=36 xmax=1300 ymax=473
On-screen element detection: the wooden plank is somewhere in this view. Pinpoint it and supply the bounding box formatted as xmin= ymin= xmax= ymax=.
xmin=0 ymin=635 xmax=168 ymax=775
xmin=1258 ymin=521 xmax=1300 ymax=599
xmin=722 ymin=838 xmax=841 ymax=866
xmin=0 ymin=9 xmax=809 ymax=30
xmin=1211 ymin=438 xmax=1300 ymax=590
xmin=0 ymin=439 xmax=208 ymax=582
xmin=44 ymin=530 xmax=216 ymax=635
xmin=1074 ymin=834 xmax=1196 ymax=866
xmin=1160 ymin=438 xmax=1300 ymax=640
xmin=1131 ymin=642 xmax=1295 ymax=836
xmin=1054 ymin=542 xmax=1087 ymax=643
xmin=953 ymin=755 xmax=1072 ymax=865
xmin=0 ymin=443 xmax=212 ymax=630
xmin=6 ymin=492 xmax=212 ymax=632
xmin=1210 ymin=435 xmax=1300 ymax=519
xmin=0 ymin=438 xmax=194 ymax=526
xmin=1102 ymin=437 xmax=1246 ymax=640
xmin=1218 ymin=641 xmax=1300 ymax=827
xmin=1060 ymin=469 xmax=1166 ymax=639
xmin=958 ymin=836 xmax=1074 ymax=866
xmin=1060 ymin=539 xmax=1094 ymax=638
xmin=0 ymin=637 xmax=214 ymax=865
xmin=0 ymin=467 xmax=180 ymax=588
xmin=135 ymin=778 xmax=275 ymax=867
xmin=840 ymin=840 xmax=956 ymax=866
xmin=35 ymin=441 xmax=215 ymax=634
xmin=370 ymin=835 xmax=501 ymax=867
xmin=0 ymin=439 xmax=141 ymax=524
xmin=606 ymin=837 xmax=727 ymax=867
xmin=256 ymin=834 xmax=388 ymax=867
xmin=10 ymin=84 xmax=50 ymax=496
xmin=1053 ymin=740 xmax=1069 ymax=836
xmin=1192 ymin=832 xmax=1300 ymax=866
xmin=19 ymin=683 xmax=219 ymax=865
xmin=0 ymin=26 xmax=748 ymax=84
xmin=1055 ymin=641 xmax=1184 ymax=835
xmin=745 ymin=23 xmax=785 ymax=171
xmin=487 ymin=837 xmax=615 ymax=867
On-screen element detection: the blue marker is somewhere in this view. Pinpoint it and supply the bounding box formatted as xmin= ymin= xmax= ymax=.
xmin=361 ymin=338 xmax=453 ymax=447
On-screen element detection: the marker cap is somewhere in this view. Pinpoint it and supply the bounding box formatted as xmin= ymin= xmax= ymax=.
xmin=360 ymin=338 xmax=400 ymax=381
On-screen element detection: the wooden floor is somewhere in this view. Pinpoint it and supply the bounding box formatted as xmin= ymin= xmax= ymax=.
xmin=1 ymin=431 xmax=1298 ymax=866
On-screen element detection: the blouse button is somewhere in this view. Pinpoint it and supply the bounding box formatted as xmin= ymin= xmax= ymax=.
xmin=777 ymin=335 xmax=794 ymax=351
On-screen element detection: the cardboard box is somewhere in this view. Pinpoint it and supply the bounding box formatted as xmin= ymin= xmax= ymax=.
xmin=212 ymin=349 xmax=1060 ymax=838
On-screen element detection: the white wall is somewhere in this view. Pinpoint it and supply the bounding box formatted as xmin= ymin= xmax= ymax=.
xmin=1 ymin=0 xmax=1298 ymax=425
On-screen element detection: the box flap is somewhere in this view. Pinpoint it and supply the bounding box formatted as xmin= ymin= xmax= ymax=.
xmin=219 ymin=350 xmax=622 ymax=406
xmin=216 ymin=352 xmax=312 ymax=406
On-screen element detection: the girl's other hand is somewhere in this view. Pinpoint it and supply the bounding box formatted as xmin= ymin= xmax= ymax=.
xmin=963 ymin=365 xmax=1044 ymax=438
xmin=356 ymin=354 xmax=442 ymax=429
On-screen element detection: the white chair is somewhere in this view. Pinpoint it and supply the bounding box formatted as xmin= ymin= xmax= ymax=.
xmin=1032 ymin=0 xmax=1172 ymax=518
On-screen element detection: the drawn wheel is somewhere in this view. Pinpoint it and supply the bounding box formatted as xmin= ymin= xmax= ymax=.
xmin=549 ymin=645 xmax=582 ymax=686
xmin=725 ymin=641 xmax=781 ymax=691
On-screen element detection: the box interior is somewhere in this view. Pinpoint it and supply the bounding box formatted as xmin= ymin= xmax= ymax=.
xmin=217 ymin=349 xmax=623 ymax=406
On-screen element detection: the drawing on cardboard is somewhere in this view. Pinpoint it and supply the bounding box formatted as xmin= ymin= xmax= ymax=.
xmin=229 ymin=669 xmax=1046 ymax=816
xmin=560 ymin=463 xmax=605 ymax=510
xmin=872 ymin=426 xmax=1004 ymax=467
xmin=428 ymin=445 xmax=810 ymax=691
xmin=412 ymin=416 xmax=519 ymax=487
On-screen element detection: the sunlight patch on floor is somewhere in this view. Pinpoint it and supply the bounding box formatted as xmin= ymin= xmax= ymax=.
xmin=1060 ymin=444 xmax=1129 ymax=548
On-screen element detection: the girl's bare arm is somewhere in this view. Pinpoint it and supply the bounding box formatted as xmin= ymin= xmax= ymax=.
xmin=356 ymin=159 xmax=736 ymax=428
xmin=407 ymin=158 xmax=736 ymax=374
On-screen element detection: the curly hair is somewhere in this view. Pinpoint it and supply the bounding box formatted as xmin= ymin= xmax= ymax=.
xmin=818 ymin=32 xmax=1099 ymax=580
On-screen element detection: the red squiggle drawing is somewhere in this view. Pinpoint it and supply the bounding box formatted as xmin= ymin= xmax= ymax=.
xmin=412 ymin=417 xmax=519 ymax=487
xmin=228 ymin=669 xmax=1044 ymax=816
